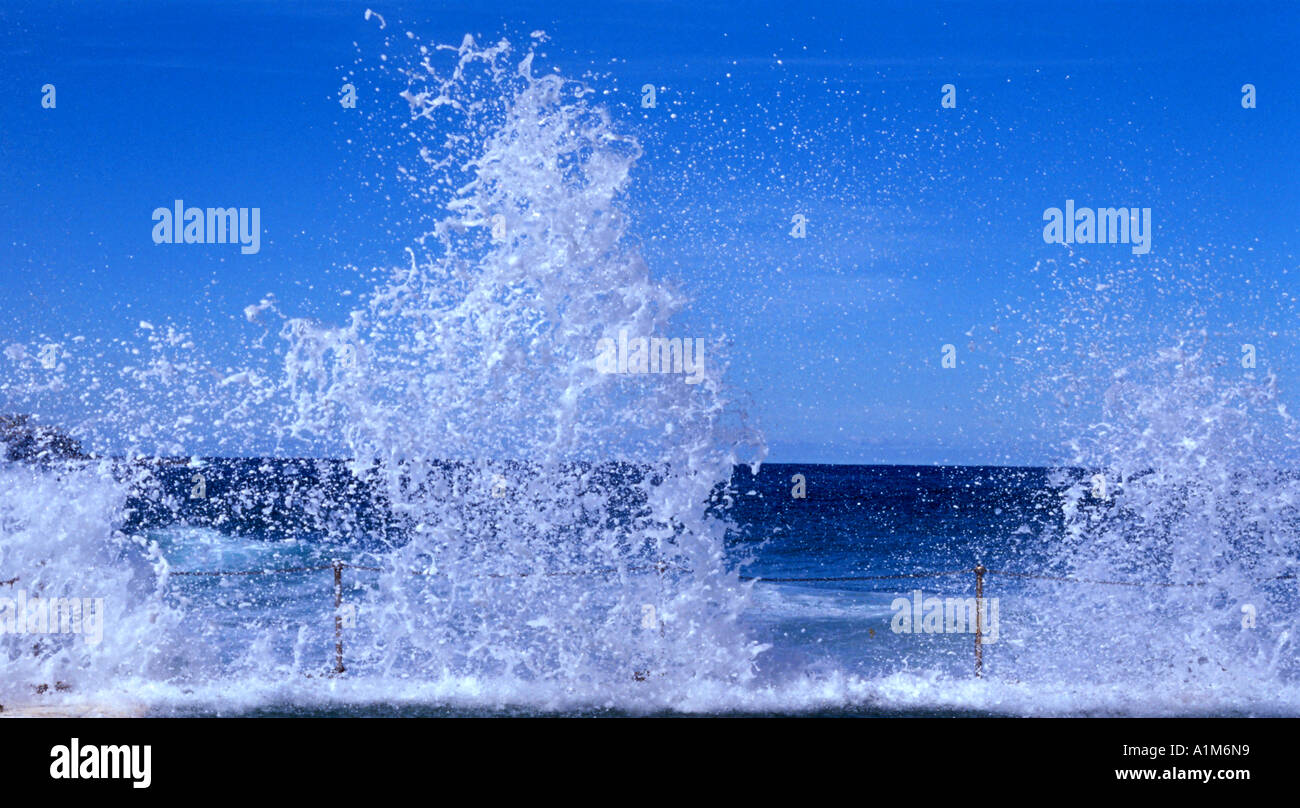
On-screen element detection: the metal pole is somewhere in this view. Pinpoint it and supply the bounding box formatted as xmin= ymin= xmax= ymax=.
xmin=974 ymin=563 xmax=985 ymax=678
xmin=333 ymin=560 xmax=345 ymax=675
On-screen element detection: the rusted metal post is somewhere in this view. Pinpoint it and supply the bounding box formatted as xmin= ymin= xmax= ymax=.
xmin=333 ymin=560 xmax=345 ymax=675
xmin=974 ymin=563 xmax=986 ymax=678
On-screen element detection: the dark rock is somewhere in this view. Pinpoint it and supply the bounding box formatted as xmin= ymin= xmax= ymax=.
xmin=0 ymin=414 xmax=88 ymax=462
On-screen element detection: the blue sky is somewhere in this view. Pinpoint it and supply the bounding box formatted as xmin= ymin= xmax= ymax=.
xmin=2 ymin=1 xmax=1297 ymax=464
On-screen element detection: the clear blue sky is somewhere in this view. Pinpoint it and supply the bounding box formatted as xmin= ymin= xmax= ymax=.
xmin=2 ymin=1 xmax=1297 ymax=463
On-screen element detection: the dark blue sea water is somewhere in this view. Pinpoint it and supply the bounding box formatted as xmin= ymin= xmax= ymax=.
xmin=725 ymin=463 xmax=1061 ymax=579
xmin=126 ymin=459 xmax=1065 ymax=570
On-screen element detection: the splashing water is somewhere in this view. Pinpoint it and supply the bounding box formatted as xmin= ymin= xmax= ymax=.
xmin=2 ymin=33 xmax=1297 ymax=717
xmin=1026 ymin=343 xmax=1300 ymax=692
xmin=0 ymin=460 xmax=175 ymax=699
xmin=2 ymin=34 xmax=767 ymax=712
xmin=263 ymin=35 xmax=767 ymax=695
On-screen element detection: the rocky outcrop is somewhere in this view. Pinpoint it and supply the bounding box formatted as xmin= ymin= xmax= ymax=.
xmin=0 ymin=415 xmax=88 ymax=462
